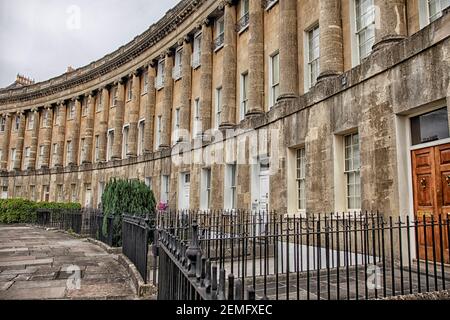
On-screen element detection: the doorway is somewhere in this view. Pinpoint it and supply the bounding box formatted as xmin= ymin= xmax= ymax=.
xmin=179 ymin=173 xmax=190 ymax=210
xmin=412 ymin=144 xmax=450 ymax=263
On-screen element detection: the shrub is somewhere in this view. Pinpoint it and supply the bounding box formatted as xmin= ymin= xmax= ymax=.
xmin=0 ymin=199 xmax=81 ymax=224
xmin=101 ymin=178 xmax=156 ymax=246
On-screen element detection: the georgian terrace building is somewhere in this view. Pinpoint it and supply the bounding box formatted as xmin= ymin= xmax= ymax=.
xmin=0 ymin=0 xmax=449 ymax=219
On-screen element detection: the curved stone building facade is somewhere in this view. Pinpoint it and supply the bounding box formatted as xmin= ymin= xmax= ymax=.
xmin=0 ymin=0 xmax=449 ymax=218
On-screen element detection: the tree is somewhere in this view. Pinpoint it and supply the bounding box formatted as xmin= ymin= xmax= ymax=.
xmin=101 ymin=178 xmax=156 ymax=246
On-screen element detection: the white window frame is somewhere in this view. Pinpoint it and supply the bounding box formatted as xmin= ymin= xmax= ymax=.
xmin=97 ymin=93 xmax=103 ymax=112
xmin=173 ymin=108 xmax=181 ymax=145
xmin=107 ymin=129 xmax=114 ymax=161
xmin=127 ymin=79 xmax=133 ymax=102
xmin=240 ymin=72 xmax=248 ymax=121
xmin=142 ymin=71 xmax=149 ymax=95
xmin=156 ymin=115 xmax=162 ymax=150
xmin=224 ymin=164 xmax=237 ymax=210
xmin=91 ymin=135 xmax=98 ymax=162
xmin=0 ymin=117 xmax=5 ymax=132
xmin=304 ymin=24 xmax=320 ymax=92
xmin=192 ymin=32 xmax=202 ymax=69
xmin=69 ymin=102 xmax=76 ymax=120
xmin=112 ymin=87 xmax=118 ymax=107
xmin=28 ymin=113 xmax=34 ymax=130
xmin=296 ymin=148 xmax=307 ymax=212
xmin=39 ymin=145 xmax=44 ymax=166
xmin=344 ymin=133 xmax=361 ymax=211
xmin=215 ymin=87 xmax=222 ymax=129
xmin=156 ymin=59 xmax=165 ymax=90
xmin=145 ymin=177 xmax=153 ymax=190
xmin=214 ymin=16 xmax=225 ymax=51
xmin=201 ymin=168 xmax=212 ymax=210
xmin=138 ymin=119 xmax=145 ymax=156
xmin=193 ymin=98 xmax=201 ymax=139
xmin=10 ymin=148 xmax=16 ymax=171
xmin=14 ymin=116 xmax=20 ymax=131
xmin=80 ymin=138 xmax=86 ymax=163
xmin=66 ymin=140 xmax=72 ymax=166
xmin=161 ymin=175 xmax=170 ymax=204
xmin=172 ymin=47 xmax=183 ymax=81
xmin=419 ymin=0 xmax=450 ymax=28
xmin=122 ymin=125 xmax=130 ymax=158
xmin=25 ymin=147 xmax=31 ymax=159
xmin=350 ymin=0 xmax=376 ymax=67
xmin=269 ymin=51 xmax=280 ymax=109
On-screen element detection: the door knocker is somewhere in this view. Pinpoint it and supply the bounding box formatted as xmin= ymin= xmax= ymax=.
xmin=446 ymin=175 xmax=450 ymax=187
xmin=420 ymin=178 xmax=427 ymax=189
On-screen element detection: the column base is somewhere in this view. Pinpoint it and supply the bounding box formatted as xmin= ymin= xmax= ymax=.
xmin=317 ymin=71 xmax=342 ymax=83
xmin=158 ymin=145 xmax=170 ymax=152
xmin=277 ymin=93 xmax=298 ymax=102
xmin=219 ymin=123 xmax=235 ymax=130
xmin=372 ymin=35 xmax=406 ymax=52
xmin=245 ymin=109 xmax=264 ymax=118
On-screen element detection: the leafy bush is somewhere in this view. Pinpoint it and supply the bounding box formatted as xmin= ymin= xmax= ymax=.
xmin=0 ymin=199 xmax=81 ymax=224
xmin=101 ymin=178 xmax=156 ymax=246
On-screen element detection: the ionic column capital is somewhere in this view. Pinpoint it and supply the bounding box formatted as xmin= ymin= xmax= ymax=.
xmin=31 ymin=107 xmax=39 ymax=113
xmin=2 ymin=112 xmax=11 ymax=118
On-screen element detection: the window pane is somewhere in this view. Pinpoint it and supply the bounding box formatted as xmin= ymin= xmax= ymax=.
xmin=411 ymin=107 xmax=450 ymax=145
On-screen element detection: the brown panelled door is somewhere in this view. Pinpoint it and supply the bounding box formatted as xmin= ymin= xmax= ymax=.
xmin=412 ymin=144 xmax=450 ymax=263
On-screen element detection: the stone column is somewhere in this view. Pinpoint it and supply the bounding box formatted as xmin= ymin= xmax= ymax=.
xmin=373 ymin=0 xmax=407 ymax=50
xmin=127 ymin=71 xmax=141 ymax=157
xmin=83 ymin=93 xmax=95 ymax=164
xmin=278 ymin=0 xmax=299 ymax=100
xmin=0 ymin=113 xmax=12 ymax=171
xmin=112 ymin=79 xmax=125 ymax=160
xmin=247 ymin=0 xmax=265 ymax=116
xmin=180 ymin=37 xmax=192 ymax=139
xmin=160 ymin=51 xmax=174 ymax=150
xmin=69 ymin=97 xmax=82 ymax=166
xmin=41 ymin=105 xmax=53 ymax=169
xmin=28 ymin=108 xmax=40 ymax=170
xmin=13 ymin=111 xmax=26 ymax=171
xmin=144 ymin=63 xmax=156 ymax=154
xmin=318 ymin=0 xmax=344 ymax=81
xmin=55 ymin=101 xmax=67 ymax=167
xmin=199 ymin=19 xmax=213 ymax=138
xmin=98 ymin=87 xmax=110 ymax=162
xmin=220 ymin=1 xmax=237 ymax=128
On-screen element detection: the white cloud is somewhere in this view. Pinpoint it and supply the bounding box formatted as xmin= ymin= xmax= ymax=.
xmin=0 ymin=0 xmax=179 ymax=88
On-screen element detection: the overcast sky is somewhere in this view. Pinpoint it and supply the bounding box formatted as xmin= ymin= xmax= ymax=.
xmin=0 ymin=0 xmax=179 ymax=88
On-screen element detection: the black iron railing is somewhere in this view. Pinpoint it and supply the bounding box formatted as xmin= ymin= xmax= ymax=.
xmin=122 ymin=214 xmax=151 ymax=283
xmin=36 ymin=209 xmax=83 ymax=234
xmin=214 ymin=33 xmax=224 ymax=51
xmin=158 ymin=221 xmax=256 ymax=300
xmin=156 ymin=210 xmax=450 ymax=300
xmin=89 ymin=211 xmax=114 ymax=247
xmin=235 ymin=13 xmax=249 ymax=33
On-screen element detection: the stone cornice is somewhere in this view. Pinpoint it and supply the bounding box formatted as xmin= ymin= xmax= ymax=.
xmin=0 ymin=0 xmax=208 ymax=105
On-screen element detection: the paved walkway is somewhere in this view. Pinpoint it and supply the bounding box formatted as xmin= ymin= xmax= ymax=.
xmin=0 ymin=225 xmax=137 ymax=300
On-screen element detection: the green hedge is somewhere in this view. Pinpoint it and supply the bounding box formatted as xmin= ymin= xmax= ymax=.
xmin=102 ymin=178 xmax=156 ymax=246
xmin=0 ymin=199 xmax=81 ymax=224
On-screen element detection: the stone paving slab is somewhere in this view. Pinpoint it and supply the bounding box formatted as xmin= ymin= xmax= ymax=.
xmin=0 ymin=225 xmax=137 ymax=300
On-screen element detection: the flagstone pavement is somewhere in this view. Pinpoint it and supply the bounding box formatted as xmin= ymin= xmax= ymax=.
xmin=0 ymin=225 xmax=138 ymax=300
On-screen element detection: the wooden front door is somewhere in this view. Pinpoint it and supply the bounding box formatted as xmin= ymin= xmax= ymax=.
xmin=412 ymin=144 xmax=450 ymax=263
